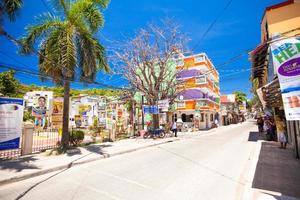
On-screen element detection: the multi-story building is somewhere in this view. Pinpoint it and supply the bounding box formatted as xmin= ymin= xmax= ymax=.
xmin=251 ymin=0 xmax=300 ymax=158
xmin=175 ymin=53 xmax=220 ymax=130
xmin=220 ymin=94 xmax=239 ymax=126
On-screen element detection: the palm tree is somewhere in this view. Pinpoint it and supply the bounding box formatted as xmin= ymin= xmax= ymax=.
xmin=233 ymin=91 xmax=247 ymax=105
xmin=21 ymin=0 xmax=110 ymax=149
xmin=0 ymin=0 xmax=23 ymax=42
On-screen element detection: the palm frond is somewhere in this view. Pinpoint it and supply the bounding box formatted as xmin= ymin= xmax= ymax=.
xmin=20 ymin=14 xmax=63 ymax=54
xmin=2 ymin=0 xmax=23 ymax=21
xmin=69 ymin=0 xmax=104 ymax=32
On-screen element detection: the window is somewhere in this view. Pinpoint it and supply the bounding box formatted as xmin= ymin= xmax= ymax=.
xmin=177 ymin=101 xmax=185 ymax=108
xmin=210 ymin=114 xmax=214 ymax=122
xmin=176 ymin=59 xmax=184 ymax=66
xmin=195 ymin=55 xmax=204 ymax=63
xmin=195 ymin=75 xmax=206 ymax=84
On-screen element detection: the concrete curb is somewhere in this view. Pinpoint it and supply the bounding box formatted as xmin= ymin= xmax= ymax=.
xmin=0 ymin=138 xmax=179 ymax=186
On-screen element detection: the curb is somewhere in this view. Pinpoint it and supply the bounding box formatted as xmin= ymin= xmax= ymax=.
xmin=0 ymin=138 xmax=179 ymax=186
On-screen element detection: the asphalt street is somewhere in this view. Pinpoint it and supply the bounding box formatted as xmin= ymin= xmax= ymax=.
xmin=0 ymin=121 xmax=258 ymax=200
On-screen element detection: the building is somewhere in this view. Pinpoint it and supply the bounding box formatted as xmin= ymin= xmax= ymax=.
xmin=220 ymin=94 xmax=239 ymax=126
xmin=251 ymin=0 xmax=300 ymax=158
xmin=175 ymin=53 xmax=220 ymax=130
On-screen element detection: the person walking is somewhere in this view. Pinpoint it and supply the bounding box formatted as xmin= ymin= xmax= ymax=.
xmin=171 ymin=121 xmax=177 ymax=137
xmin=257 ymin=116 xmax=264 ymax=133
xmin=276 ymin=116 xmax=287 ymax=149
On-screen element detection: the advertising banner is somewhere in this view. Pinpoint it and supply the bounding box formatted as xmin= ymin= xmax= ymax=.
xmin=0 ymin=98 xmax=24 ymax=150
xmin=52 ymin=98 xmax=63 ymax=128
xmin=270 ymin=37 xmax=300 ymax=120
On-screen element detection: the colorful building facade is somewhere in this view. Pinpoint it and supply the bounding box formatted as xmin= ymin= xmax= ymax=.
xmin=175 ymin=53 xmax=220 ymax=130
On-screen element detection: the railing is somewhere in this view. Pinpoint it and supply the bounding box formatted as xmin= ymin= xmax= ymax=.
xmin=0 ymin=129 xmax=60 ymax=160
xmin=32 ymin=129 xmax=60 ymax=153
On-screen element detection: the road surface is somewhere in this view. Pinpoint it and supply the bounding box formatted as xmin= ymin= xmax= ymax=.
xmin=0 ymin=121 xmax=258 ymax=200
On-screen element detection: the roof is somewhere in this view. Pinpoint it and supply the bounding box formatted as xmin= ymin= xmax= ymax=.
xmin=261 ymin=0 xmax=295 ymax=24
xmin=220 ymin=94 xmax=235 ymax=103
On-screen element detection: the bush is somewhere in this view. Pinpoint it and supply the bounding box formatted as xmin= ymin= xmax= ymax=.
xmin=69 ymin=130 xmax=85 ymax=146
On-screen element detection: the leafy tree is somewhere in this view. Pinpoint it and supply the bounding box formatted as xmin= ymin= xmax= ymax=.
xmin=0 ymin=70 xmax=20 ymax=97
xmin=21 ymin=0 xmax=110 ymax=149
xmin=114 ymin=20 xmax=188 ymax=128
xmin=233 ymin=91 xmax=247 ymax=105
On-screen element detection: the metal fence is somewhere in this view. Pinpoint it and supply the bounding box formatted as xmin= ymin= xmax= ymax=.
xmin=0 ymin=129 xmax=60 ymax=160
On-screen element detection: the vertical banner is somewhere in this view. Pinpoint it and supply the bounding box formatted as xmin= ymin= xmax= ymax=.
xmin=270 ymin=37 xmax=300 ymax=120
xmin=0 ymin=98 xmax=24 ymax=150
xmin=52 ymin=98 xmax=63 ymax=128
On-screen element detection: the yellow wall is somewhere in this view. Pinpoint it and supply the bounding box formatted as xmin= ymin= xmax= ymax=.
xmin=261 ymin=2 xmax=300 ymax=42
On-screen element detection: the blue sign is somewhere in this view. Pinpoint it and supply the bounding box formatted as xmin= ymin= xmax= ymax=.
xmin=0 ymin=98 xmax=24 ymax=150
xmin=143 ymin=105 xmax=159 ymax=114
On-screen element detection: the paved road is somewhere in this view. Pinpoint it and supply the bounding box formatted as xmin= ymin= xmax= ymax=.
xmin=0 ymin=121 xmax=258 ymax=200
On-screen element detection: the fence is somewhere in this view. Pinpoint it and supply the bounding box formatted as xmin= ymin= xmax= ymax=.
xmin=0 ymin=128 xmax=60 ymax=160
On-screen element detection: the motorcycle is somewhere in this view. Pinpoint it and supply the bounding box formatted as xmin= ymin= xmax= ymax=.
xmin=143 ymin=128 xmax=165 ymax=139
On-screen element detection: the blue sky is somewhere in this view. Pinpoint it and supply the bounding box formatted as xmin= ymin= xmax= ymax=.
xmin=0 ymin=0 xmax=284 ymax=97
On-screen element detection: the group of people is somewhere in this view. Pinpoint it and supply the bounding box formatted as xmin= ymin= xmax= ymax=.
xmin=256 ymin=115 xmax=288 ymax=149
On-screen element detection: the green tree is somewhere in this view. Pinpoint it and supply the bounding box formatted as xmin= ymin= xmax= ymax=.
xmin=0 ymin=0 xmax=23 ymax=42
xmin=21 ymin=0 xmax=110 ymax=149
xmin=233 ymin=91 xmax=247 ymax=105
xmin=0 ymin=70 xmax=20 ymax=97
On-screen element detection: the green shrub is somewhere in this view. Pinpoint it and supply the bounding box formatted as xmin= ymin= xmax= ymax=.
xmin=70 ymin=130 xmax=85 ymax=146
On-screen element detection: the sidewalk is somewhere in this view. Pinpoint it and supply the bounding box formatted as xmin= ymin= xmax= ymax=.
xmin=244 ymin=132 xmax=300 ymax=200
xmin=0 ymin=137 xmax=179 ymax=186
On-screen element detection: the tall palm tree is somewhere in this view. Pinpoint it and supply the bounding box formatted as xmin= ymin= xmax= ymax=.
xmin=0 ymin=0 xmax=23 ymax=42
xmin=21 ymin=0 xmax=110 ymax=149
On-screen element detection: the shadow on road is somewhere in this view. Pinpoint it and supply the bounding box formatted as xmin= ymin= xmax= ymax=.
xmin=252 ymin=142 xmax=300 ymax=199
xmin=248 ymin=131 xmax=266 ymax=142
xmin=0 ymin=156 xmax=39 ymax=172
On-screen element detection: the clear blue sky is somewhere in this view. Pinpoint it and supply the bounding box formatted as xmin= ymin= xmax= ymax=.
xmin=0 ymin=0 xmax=284 ymax=97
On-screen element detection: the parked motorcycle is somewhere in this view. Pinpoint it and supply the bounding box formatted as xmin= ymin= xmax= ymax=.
xmin=143 ymin=128 xmax=165 ymax=139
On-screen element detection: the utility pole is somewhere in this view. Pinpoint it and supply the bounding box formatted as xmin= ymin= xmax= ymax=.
xmin=141 ymin=94 xmax=144 ymax=130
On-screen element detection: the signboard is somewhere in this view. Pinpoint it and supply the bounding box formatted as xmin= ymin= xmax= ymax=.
xmin=143 ymin=105 xmax=159 ymax=114
xmin=0 ymin=98 xmax=24 ymax=150
xmin=52 ymin=98 xmax=63 ymax=128
xmin=158 ymin=99 xmax=169 ymax=112
xmin=270 ymin=37 xmax=300 ymax=120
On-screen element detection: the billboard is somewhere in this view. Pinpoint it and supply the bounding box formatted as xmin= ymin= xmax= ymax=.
xmin=270 ymin=37 xmax=300 ymax=120
xmin=0 ymin=98 xmax=24 ymax=150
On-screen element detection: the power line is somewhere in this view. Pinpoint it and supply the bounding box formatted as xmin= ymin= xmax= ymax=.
xmin=192 ymin=0 xmax=234 ymax=51
xmin=0 ymin=62 xmax=126 ymax=90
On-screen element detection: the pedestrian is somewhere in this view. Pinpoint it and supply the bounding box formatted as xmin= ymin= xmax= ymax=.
xmin=214 ymin=118 xmax=219 ymax=128
xmin=276 ymin=116 xmax=287 ymax=149
xmin=257 ymin=116 xmax=264 ymax=133
xmin=171 ymin=121 xmax=177 ymax=137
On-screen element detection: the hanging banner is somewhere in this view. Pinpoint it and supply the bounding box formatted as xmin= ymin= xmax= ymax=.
xmin=0 ymin=98 xmax=24 ymax=150
xmin=270 ymin=37 xmax=300 ymax=120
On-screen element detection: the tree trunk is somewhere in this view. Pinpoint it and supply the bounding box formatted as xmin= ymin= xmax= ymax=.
xmin=153 ymin=114 xmax=159 ymax=129
xmin=61 ymin=80 xmax=70 ymax=149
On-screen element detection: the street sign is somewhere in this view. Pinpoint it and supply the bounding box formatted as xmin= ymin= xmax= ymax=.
xmin=143 ymin=105 xmax=159 ymax=114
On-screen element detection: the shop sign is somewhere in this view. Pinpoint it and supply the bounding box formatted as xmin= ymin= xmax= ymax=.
xmin=270 ymin=37 xmax=300 ymax=120
xmin=0 ymin=98 xmax=24 ymax=150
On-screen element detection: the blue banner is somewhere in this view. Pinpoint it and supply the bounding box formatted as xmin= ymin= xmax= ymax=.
xmin=143 ymin=105 xmax=159 ymax=114
xmin=0 ymin=98 xmax=24 ymax=150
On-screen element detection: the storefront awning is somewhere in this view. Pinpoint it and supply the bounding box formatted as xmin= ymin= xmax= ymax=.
xmin=250 ymin=42 xmax=269 ymax=80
